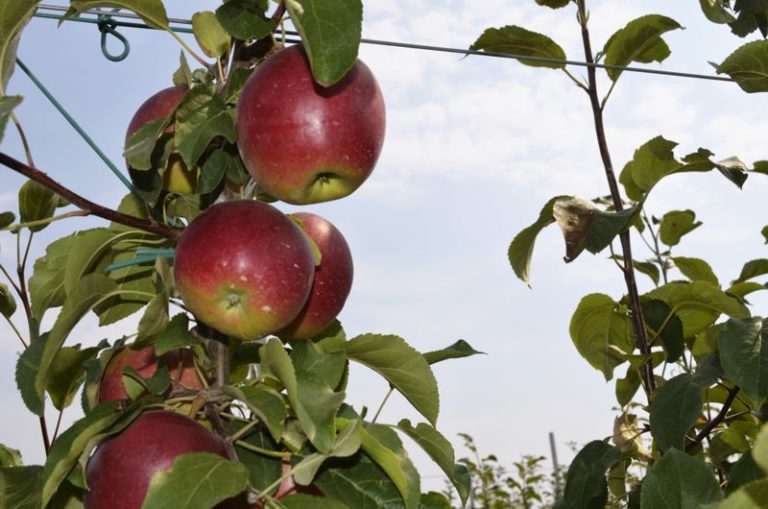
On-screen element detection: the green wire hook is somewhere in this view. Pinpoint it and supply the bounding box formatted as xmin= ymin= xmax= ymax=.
xmin=97 ymin=11 xmax=130 ymax=62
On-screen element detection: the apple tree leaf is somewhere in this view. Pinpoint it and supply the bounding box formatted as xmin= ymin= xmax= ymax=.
xmin=124 ymin=118 xmax=169 ymax=172
xmin=191 ymin=11 xmax=230 ymax=59
xmin=718 ymin=317 xmax=768 ymax=404
xmin=67 ymin=0 xmax=169 ymax=30
xmin=699 ymin=0 xmax=736 ymax=24
xmin=421 ymin=340 xmax=484 ymax=365
xmin=734 ymin=259 xmax=768 ymax=284
xmin=175 ymin=87 xmax=236 ymax=167
xmin=0 ymin=465 xmax=43 ymax=509
xmin=18 ymin=180 xmax=58 ymax=233
xmin=285 ymin=0 xmax=363 ymax=86
xmin=46 ymin=343 xmax=100 ymax=411
xmin=0 ymin=282 xmax=16 ymax=318
xmin=0 ymin=0 xmax=36 ymax=94
xmin=641 ymin=299 xmax=684 ymax=362
xmin=508 ymin=195 xmax=571 ymax=285
xmin=313 ymin=452 xmax=404 ymax=507
xmin=470 ymin=25 xmax=566 ymax=69
xmin=397 ymin=419 xmax=470 ymax=506
xmin=0 ymin=444 xmax=21 ymax=468
xmin=659 ymin=210 xmax=701 ymax=247
xmin=718 ymin=41 xmax=768 ymax=93
xmin=619 ymin=136 xmax=683 ymax=201
xmin=279 ymin=494 xmax=349 ymax=509
xmin=671 ymin=256 xmax=718 ymax=285
xmin=680 ymin=148 xmax=749 ymax=189
xmin=291 ymin=340 xmax=347 ymax=390
xmin=559 ymin=441 xmax=621 ymax=509
xmin=343 ymin=334 xmax=439 ymax=426
xmin=215 ymin=0 xmax=272 ymax=41
xmin=535 ymin=0 xmax=569 ymax=8
xmin=719 ymin=479 xmax=768 ymax=509
xmin=0 ymin=95 xmax=21 ymax=143
xmin=291 ymin=417 xmax=362 ymax=486
xmin=603 ymin=15 xmax=682 ymax=81
xmin=142 ymin=453 xmax=248 ymax=509
xmin=222 ymin=385 xmax=287 ymax=443
xmin=569 ymin=294 xmax=635 ymax=380
xmin=640 ymin=448 xmax=723 ymax=508
xmin=359 ymin=424 xmax=420 ymax=509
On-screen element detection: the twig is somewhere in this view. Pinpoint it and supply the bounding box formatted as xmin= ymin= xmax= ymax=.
xmin=685 ymin=386 xmax=739 ymax=451
xmin=10 ymin=113 xmax=35 ymax=167
xmin=0 ymin=152 xmax=182 ymax=239
xmin=372 ymin=386 xmax=394 ymax=423
xmin=576 ymin=0 xmax=655 ymax=396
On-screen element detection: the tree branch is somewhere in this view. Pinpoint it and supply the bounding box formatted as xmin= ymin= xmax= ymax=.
xmin=576 ymin=1 xmax=655 ymax=395
xmin=0 ymin=152 xmax=182 ymax=239
xmin=685 ymin=386 xmax=740 ymax=451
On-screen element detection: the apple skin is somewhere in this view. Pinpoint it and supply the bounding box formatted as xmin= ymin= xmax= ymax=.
xmin=126 ymin=85 xmax=197 ymax=194
xmin=84 ymin=411 xmax=235 ymax=509
xmin=236 ymin=45 xmax=386 ymax=205
xmin=173 ymin=200 xmax=315 ymax=341
xmin=279 ymin=213 xmax=353 ymax=340
xmin=97 ymin=346 xmax=204 ymax=403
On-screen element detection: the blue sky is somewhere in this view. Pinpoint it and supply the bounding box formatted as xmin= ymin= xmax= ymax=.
xmin=2 ymin=0 xmax=768 ymax=492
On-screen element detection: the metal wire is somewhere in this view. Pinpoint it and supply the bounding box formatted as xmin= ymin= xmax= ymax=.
xmin=35 ymin=3 xmax=734 ymax=83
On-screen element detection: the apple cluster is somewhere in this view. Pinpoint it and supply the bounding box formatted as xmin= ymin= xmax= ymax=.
xmin=83 ymin=44 xmax=385 ymax=507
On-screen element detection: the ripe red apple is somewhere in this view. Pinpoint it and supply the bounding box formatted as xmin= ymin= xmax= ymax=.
xmin=126 ymin=85 xmax=197 ymax=194
xmin=236 ymin=45 xmax=386 ymax=204
xmin=84 ymin=411 xmax=234 ymax=508
xmin=97 ymin=346 xmax=204 ymax=403
xmin=279 ymin=213 xmax=353 ymax=340
xmin=173 ymin=200 xmax=315 ymax=340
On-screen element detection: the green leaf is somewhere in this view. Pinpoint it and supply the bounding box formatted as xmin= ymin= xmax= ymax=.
xmin=728 ymin=451 xmax=765 ymax=492
xmin=172 ymin=51 xmax=193 ymax=87
xmin=46 ymin=344 xmax=100 ymax=411
xmin=535 ymin=0 xmax=570 ymax=8
xmin=419 ymin=492 xmax=452 ymax=509
xmin=136 ymin=291 xmax=169 ymax=345
xmin=68 ymin=0 xmax=169 ymax=30
xmin=719 ymin=479 xmax=768 ymax=509
xmin=619 ymin=136 xmax=682 ymax=201
xmin=726 ymin=282 xmax=767 ymax=300
xmin=672 ymin=256 xmax=719 ymax=285
xmin=650 ymin=357 xmax=720 ymax=451
xmin=659 ymin=210 xmax=702 ymax=247
xmin=552 ymin=198 xmax=638 ymax=261
xmin=260 ymin=338 xmax=343 ymax=453
xmin=631 ymin=259 xmax=661 ymax=286
xmin=95 ymin=241 xmax=156 ymax=326
xmin=285 ymin=0 xmax=363 ymax=86
xmin=155 ymin=313 xmax=198 ymax=355
xmin=0 ymin=282 xmax=16 ymax=318
xmin=421 ymin=340 xmax=484 ymax=365
xmin=0 ymin=444 xmax=21 ymax=468
xmin=0 ymin=95 xmax=21 ymax=143
xmin=569 ymin=294 xmax=635 ymax=380
xmin=359 ymin=424 xmax=420 ymax=509
xmin=470 ymin=25 xmax=566 ymax=69
xmin=0 ymin=465 xmax=43 ymax=509
xmin=41 ymin=401 xmax=137 ymax=507
xmin=215 ymin=0 xmax=272 ymax=41
xmin=396 ymin=420 xmax=469 ymax=506
xmin=680 ymin=149 xmax=749 ymax=189
xmin=291 ymin=340 xmax=347 ymax=390
xmin=222 ymin=385 xmax=286 ymax=443
xmin=122 ymin=363 xmax=171 ymax=398
xmin=313 ymin=453 xmax=404 ymax=507
xmin=110 ymin=193 xmax=149 ymax=232
xmin=718 ymin=41 xmax=768 ymax=93
xmin=18 ymin=180 xmax=58 ymax=232
xmin=231 ymin=423 xmax=281 ymax=492
xmin=0 ymin=210 xmax=14 ymax=228
xmin=280 ymin=494 xmax=349 ymax=508
xmin=344 ymin=334 xmax=439 ymax=426
xmin=191 ymin=11 xmax=230 ymax=59
xmin=755 ymin=423 xmax=768 ymax=473
xmin=292 ymin=417 xmax=362 ymax=486
xmin=699 ymin=0 xmax=736 ymax=24
xmin=719 ymin=317 xmax=768 ymax=404
xmin=124 ymin=118 xmax=169 ymax=171
xmin=23 ymin=273 xmax=117 ymax=415
xmin=175 ymin=87 xmax=236 ymax=167
xmin=640 ymin=449 xmax=723 ymax=508
xmin=197 ymin=146 xmax=240 ymax=194
xmin=559 ymin=441 xmax=621 ymax=509
xmin=508 ymin=195 xmax=571 ymax=285
xmin=641 ymin=299 xmax=684 ymax=362
xmin=735 ymin=259 xmax=768 ymax=284
xmin=63 ymin=228 xmax=126 ymax=297
xmin=0 ymin=0 xmax=37 ymax=94
xmin=644 ymin=281 xmax=749 ymax=338
xmin=142 ymin=453 xmax=248 ymax=508
xmin=603 ymin=15 xmax=682 ymax=81
xmin=15 ymin=336 xmax=45 ymax=415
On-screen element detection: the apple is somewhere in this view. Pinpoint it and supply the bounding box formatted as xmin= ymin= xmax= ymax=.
xmin=236 ymin=45 xmax=386 ymax=204
xmin=126 ymin=85 xmax=197 ymax=194
xmin=279 ymin=213 xmax=353 ymax=340
xmin=97 ymin=345 xmax=204 ymax=403
xmin=84 ymin=411 xmax=237 ymax=508
xmin=173 ymin=200 xmax=315 ymax=340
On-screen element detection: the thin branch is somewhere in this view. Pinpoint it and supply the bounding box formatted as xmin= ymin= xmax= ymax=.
xmin=685 ymin=386 xmax=739 ymax=451
xmin=562 ymin=68 xmax=589 ymax=93
xmin=2 ymin=314 xmax=27 ymax=348
xmin=642 ymin=211 xmax=668 ymax=285
xmin=0 ymin=152 xmax=182 ymax=239
xmin=576 ymin=0 xmax=655 ymax=395
xmin=271 ymin=2 xmax=286 ymax=24
xmin=10 ymin=113 xmax=35 ymax=167
xmin=372 ymin=386 xmax=395 ymax=423
xmin=39 ymin=416 xmax=50 ymax=455
xmin=4 ymin=210 xmax=90 ymax=232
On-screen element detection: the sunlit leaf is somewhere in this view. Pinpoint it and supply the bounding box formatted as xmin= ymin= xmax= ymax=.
xmin=603 ymin=15 xmax=682 ymax=81
xmin=470 ymin=25 xmax=566 ymax=69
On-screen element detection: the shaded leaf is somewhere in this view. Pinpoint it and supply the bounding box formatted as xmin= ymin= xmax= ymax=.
xmin=642 ymin=299 xmax=684 ymax=362
xmin=344 ymin=334 xmax=439 ymax=426
xmin=569 ymin=294 xmax=635 ymax=380
xmin=0 ymin=95 xmax=22 ymax=143
xmin=0 ymin=465 xmax=42 ymax=509
xmin=508 ymin=195 xmax=571 ymax=285
xmin=0 ymin=0 xmax=36 ymax=93
xmin=46 ymin=344 xmax=100 ymax=411
xmin=719 ymin=317 xmax=768 ymax=404
xmin=222 ymin=385 xmax=286 ymax=443
xmin=142 ymin=453 xmax=248 ymax=508
xmin=755 ymin=423 xmax=768 ymax=473
xmin=231 ymin=423 xmax=281 ymax=492
xmin=728 ymin=450 xmax=765 ymax=492
xmin=603 ymin=15 xmax=682 ymax=81
xmin=0 ymin=282 xmax=16 ymax=318
xmin=718 ymin=40 xmax=768 ymax=93
xmin=175 ymin=87 xmax=236 ymax=168
xmin=536 ymin=0 xmax=569 ymax=8
xmin=215 ymin=0 xmax=272 ymax=41
xmin=719 ymin=479 xmax=768 ymax=509
xmin=559 ymin=441 xmax=621 ymax=509
xmin=18 ymin=180 xmax=57 ymax=232
xmin=470 ymin=25 xmax=566 ymax=69
xmin=313 ymin=453 xmax=404 ymax=508
xmin=659 ymin=210 xmax=702 ymax=247
xmin=285 ymin=0 xmax=363 ymax=86
xmin=640 ymin=448 xmax=723 ymax=508
xmin=735 ymin=259 xmax=768 ymax=284
xmin=359 ymin=424 xmax=420 ymax=509
xmin=421 ymin=340 xmax=484 ymax=365
xmin=68 ymin=0 xmax=169 ymax=30
xmin=0 ymin=444 xmax=21 ymax=468
xmin=699 ymin=0 xmax=736 ymax=24
xmin=280 ymin=494 xmax=349 ymax=509
xmin=552 ymin=198 xmax=637 ymax=261
xmin=680 ymin=149 xmax=748 ymax=189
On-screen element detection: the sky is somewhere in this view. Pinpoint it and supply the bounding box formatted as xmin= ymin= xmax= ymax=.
xmin=2 ymin=0 xmax=768 ymax=494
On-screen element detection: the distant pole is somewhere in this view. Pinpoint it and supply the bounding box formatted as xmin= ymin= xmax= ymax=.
xmin=549 ymin=432 xmax=561 ymax=497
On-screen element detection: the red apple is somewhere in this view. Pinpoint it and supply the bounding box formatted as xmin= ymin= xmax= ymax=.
xmin=84 ymin=411 xmax=234 ymax=508
xmin=97 ymin=346 xmax=204 ymax=403
xmin=236 ymin=45 xmax=386 ymax=204
xmin=279 ymin=213 xmax=353 ymax=340
xmin=173 ymin=200 xmax=315 ymax=340
xmin=126 ymin=85 xmax=197 ymax=194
